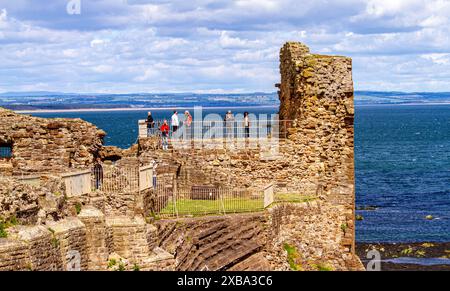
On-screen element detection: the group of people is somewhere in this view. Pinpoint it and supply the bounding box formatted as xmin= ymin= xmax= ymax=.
xmin=146 ymin=110 xmax=192 ymax=150
xmin=146 ymin=110 xmax=252 ymax=150
xmin=224 ymin=111 xmax=251 ymax=138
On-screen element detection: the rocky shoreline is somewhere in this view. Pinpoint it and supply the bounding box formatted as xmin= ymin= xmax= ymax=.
xmin=356 ymin=242 xmax=450 ymax=271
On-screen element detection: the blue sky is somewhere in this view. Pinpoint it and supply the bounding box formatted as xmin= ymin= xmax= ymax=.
xmin=0 ymin=0 xmax=449 ymax=93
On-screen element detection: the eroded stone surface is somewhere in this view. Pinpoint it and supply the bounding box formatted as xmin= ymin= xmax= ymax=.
xmin=0 ymin=107 xmax=105 ymax=175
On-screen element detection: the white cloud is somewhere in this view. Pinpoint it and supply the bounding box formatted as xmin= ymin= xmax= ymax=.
xmin=421 ymin=53 xmax=450 ymax=65
xmin=63 ymin=49 xmax=79 ymax=58
xmin=0 ymin=8 xmax=7 ymax=23
xmin=92 ymin=65 xmax=114 ymax=73
xmin=219 ymin=31 xmax=250 ymax=49
xmin=90 ymin=39 xmax=109 ymax=48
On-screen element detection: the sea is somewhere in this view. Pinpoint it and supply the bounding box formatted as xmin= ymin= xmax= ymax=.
xmin=30 ymin=105 xmax=450 ymax=243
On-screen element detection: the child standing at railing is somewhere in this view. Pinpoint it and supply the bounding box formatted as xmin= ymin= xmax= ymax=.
xmin=160 ymin=120 xmax=170 ymax=150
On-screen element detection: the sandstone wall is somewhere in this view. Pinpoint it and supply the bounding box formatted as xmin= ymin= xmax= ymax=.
xmin=139 ymin=139 xmax=317 ymax=193
xmin=0 ymin=201 xmax=362 ymax=271
xmin=0 ymin=208 xmax=153 ymax=271
xmin=152 ymin=201 xmax=362 ymax=271
xmin=6 ymin=225 xmax=63 ymax=271
xmin=0 ymin=107 xmax=105 ymax=175
xmin=0 ymin=173 xmax=150 ymax=229
xmin=278 ymin=42 xmax=355 ymax=250
xmin=77 ymin=207 xmax=110 ymax=270
xmin=0 ymin=176 xmax=69 ymax=225
xmin=267 ymin=202 xmax=360 ymax=270
xmin=47 ymin=218 xmax=89 ymax=271
xmin=0 ymin=42 xmax=358 ymax=271
xmin=0 ymin=239 xmax=29 ymax=271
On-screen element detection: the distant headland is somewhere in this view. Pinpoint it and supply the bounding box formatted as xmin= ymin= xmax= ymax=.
xmin=1 ymin=91 xmax=450 ymax=112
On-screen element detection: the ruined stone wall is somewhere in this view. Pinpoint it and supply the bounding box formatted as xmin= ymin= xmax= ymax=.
xmin=6 ymin=225 xmax=63 ymax=271
xmin=77 ymin=207 xmax=110 ymax=270
xmin=0 ymin=205 xmax=175 ymax=271
xmin=0 ymin=201 xmax=362 ymax=271
xmin=139 ymin=139 xmax=312 ymax=192
xmin=278 ymin=42 xmax=355 ymax=250
xmin=0 ymin=176 xmax=70 ymax=225
xmin=0 ymin=107 xmax=105 ymax=175
xmin=0 ymin=173 xmax=152 ymax=231
xmin=151 ymin=201 xmax=362 ymax=271
xmin=139 ymin=42 xmax=356 ymax=252
xmin=267 ymin=202 xmax=359 ymax=270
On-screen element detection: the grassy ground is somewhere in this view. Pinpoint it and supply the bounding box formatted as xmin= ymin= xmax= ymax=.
xmin=156 ymin=193 xmax=317 ymax=218
xmin=159 ymin=198 xmax=264 ymax=217
xmin=275 ymin=193 xmax=316 ymax=203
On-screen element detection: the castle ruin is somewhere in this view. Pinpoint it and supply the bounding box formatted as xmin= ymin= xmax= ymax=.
xmin=0 ymin=42 xmax=362 ymax=271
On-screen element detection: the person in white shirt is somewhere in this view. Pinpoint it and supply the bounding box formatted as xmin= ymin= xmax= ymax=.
xmin=171 ymin=111 xmax=179 ymax=132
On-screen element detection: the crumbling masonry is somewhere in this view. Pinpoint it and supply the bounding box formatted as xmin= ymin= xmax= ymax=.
xmin=0 ymin=42 xmax=361 ymax=271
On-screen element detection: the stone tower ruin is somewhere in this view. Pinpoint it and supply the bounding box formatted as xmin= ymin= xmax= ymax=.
xmin=278 ymin=42 xmax=355 ymax=250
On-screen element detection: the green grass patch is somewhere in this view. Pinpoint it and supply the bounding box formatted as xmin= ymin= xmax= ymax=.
xmin=0 ymin=216 xmax=19 ymax=238
xmin=275 ymin=193 xmax=316 ymax=203
xmin=312 ymin=263 xmax=334 ymax=271
xmin=159 ymin=198 xmax=264 ymax=217
xmin=415 ymin=250 xmax=426 ymax=258
xmin=75 ymin=202 xmax=82 ymax=215
xmin=0 ymin=223 xmax=7 ymax=238
xmin=108 ymin=259 xmax=117 ymax=269
xmin=283 ymin=243 xmax=302 ymax=271
xmin=421 ymin=243 xmax=435 ymax=248
xmin=401 ymin=247 xmax=413 ymax=256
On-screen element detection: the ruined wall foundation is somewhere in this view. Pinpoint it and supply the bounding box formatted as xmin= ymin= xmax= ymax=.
xmin=0 ymin=108 xmax=105 ymax=175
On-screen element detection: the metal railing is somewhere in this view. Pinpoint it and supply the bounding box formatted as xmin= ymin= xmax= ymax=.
xmin=91 ymin=164 xmax=153 ymax=194
xmin=152 ymin=185 xmax=267 ymax=218
xmin=92 ymin=166 xmax=139 ymax=193
xmin=139 ymin=119 xmax=294 ymax=140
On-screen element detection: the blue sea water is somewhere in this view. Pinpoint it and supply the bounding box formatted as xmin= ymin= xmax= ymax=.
xmin=355 ymin=105 xmax=450 ymax=243
xmin=31 ymin=105 xmax=450 ymax=243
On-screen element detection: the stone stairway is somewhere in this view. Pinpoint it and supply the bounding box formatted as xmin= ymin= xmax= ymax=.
xmin=154 ymin=214 xmax=268 ymax=271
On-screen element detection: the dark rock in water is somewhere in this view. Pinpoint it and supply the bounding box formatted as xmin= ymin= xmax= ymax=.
xmin=356 ymin=242 xmax=450 ymax=271
xmin=356 ymin=205 xmax=378 ymax=211
xmin=356 ymin=215 xmax=364 ymax=221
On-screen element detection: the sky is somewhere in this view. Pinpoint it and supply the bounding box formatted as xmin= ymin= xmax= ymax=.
xmin=0 ymin=0 xmax=450 ymax=94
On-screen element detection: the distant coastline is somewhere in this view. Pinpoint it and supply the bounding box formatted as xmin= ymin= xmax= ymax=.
xmin=13 ymin=102 xmax=450 ymax=114
xmin=356 ymin=102 xmax=450 ymax=107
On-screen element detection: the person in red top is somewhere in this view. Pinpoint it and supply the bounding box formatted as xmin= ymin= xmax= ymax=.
xmin=160 ymin=120 xmax=170 ymax=150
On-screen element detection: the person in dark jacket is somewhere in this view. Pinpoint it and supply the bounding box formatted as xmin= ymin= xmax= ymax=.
xmin=146 ymin=112 xmax=155 ymax=136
